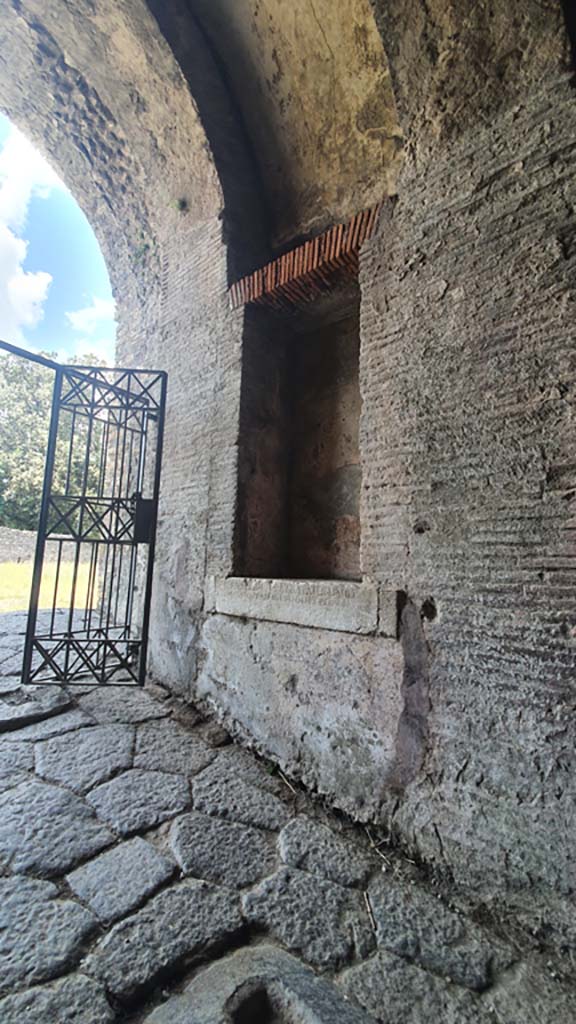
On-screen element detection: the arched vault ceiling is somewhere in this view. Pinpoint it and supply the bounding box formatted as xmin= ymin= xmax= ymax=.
xmin=0 ymin=0 xmax=221 ymax=245
xmin=190 ymin=0 xmax=404 ymax=247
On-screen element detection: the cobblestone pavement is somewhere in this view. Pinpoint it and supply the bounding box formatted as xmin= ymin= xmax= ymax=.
xmin=0 ymin=615 xmax=575 ymax=1022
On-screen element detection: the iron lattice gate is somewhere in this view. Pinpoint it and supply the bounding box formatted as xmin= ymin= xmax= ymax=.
xmin=20 ymin=359 xmax=167 ymax=686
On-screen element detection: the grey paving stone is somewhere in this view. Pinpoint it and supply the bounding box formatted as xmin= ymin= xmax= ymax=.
xmin=242 ymin=866 xmax=375 ymax=969
xmin=67 ymin=837 xmax=176 ymax=923
xmin=0 ymin=973 xmax=114 ymax=1024
xmin=66 ymin=683 xmax=100 ymax=696
xmin=0 ymin=778 xmax=115 ymax=875
xmin=339 ymin=950 xmax=491 ymax=1024
xmin=0 ymin=739 xmax=34 ymax=792
xmin=0 ymin=876 xmax=97 ymax=989
xmin=0 ymin=768 xmax=31 ymax=793
xmin=279 ymin=817 xmax=375 ymax=887
xmin=484 ymin=959 xmax=576 ymax=1024
xmin=144 ymin=945 xmax=379 ymax=1024
xmin=0 ymin=707 xmax=94 ymax=741
xmin=0 ymin=683 xmax=70 ymax=731
xmin=87 ymin=769 xmax=190 ymax=835
xmin=367 ymin=875 xmax=501 ymax=991
xmin=208 ymin=744 xmax=290 ymax=797
xmin=134 ymin=718 xmax=216 ymax=776
xmin=0 ymin=653 xmax=22 ymax=676
xmin=86 ymin=880 xmax=243 ymax=1002
xmin=79 ymin=687 xmax=170 ymax=724
xmin=36 ymin=723 xmax=135 ymax=793
xmin=170 ymin=811 xmax=276 ymax=889
xmin=0 ymin=677 xmax=21 ymax=694
xmin=0 ymin=611 xmax=27 ymax=639
xmin=193 ymin=761 xmax=291 ymax=831
xmin=0 ymin=737 xmax=34 ymax=772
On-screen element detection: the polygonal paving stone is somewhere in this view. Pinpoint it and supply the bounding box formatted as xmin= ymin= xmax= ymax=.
xmin=79 ymin=687 xmax=170 ymax=724
xmin=67 ymin=837 xmax=176 ymax=923
xmin=0 ymin=707 xmax=94 ymax=741
xmin=206 ymin=745 xmax=289 ymax=798
xmin=0 ymin=738 xmax=34 ymax=773
xmin=0 ymin=677 xmax=21 ymax=694
xmin=134 ymin=718 xmax=216 ymax=776
xmin=0 ymin=779 xmax=115 ymax=875
xmin=170 ymin=811 xmax=276 ymax=889
xmin=279 ymin=817 xmax=375 ymax=887
xmin=367 ymin=876 xmax=503 ymax=991
xmin=0 ymin=739 xmax=34 ymax=794
xmin=86 ymin=880 xmax=243 ymax=1002
xmin=144 ymin=944 xmax=379 ymax=1024
xmin=0 ymin=973 xmax=114 ymax=1024
xmin=0 ymin=876 xmax=97 ymax=989
xmin=0 ymin=654 xmax=22 ymax=677
xmin=0 ymin=769 xmax=31 ymax=794
xmin=36 ymin=724 xmax=135 ymax=793
xmin=87 ymin=769 xmax=190 ymax=835
xmin=242 ymin=866 xmax=374 ymax=969
xmin=0 ymin=684 xmax=71 ymax=732
xmin=339 ymin=950 xmax=491 ymax=1024
xmin=485 ymin=959 xmax=576 ymax=1024
xmin=193 ymin=761 xmax=291 ymax=832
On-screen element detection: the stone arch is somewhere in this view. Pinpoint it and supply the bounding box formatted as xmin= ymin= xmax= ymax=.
xmin=0 ymin=0 xmax=226 ymax=356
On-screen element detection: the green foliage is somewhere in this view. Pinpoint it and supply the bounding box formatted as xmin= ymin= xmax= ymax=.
xmin=0 ymin=350 xmax=107 ymax=531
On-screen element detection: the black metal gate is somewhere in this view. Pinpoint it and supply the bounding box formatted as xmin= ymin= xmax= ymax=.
xmin=0 ymin=341 xmax=166 ymax=686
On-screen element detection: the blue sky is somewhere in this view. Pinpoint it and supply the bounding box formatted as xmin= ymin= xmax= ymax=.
xmin=0 ymin=112 xmax=116 ymax=364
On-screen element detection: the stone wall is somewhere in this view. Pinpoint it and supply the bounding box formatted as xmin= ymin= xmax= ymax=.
xmin=0 ymin=527 xmax=36 ymax=564
xmin=359 ymin=70 xmax=576 ymax=913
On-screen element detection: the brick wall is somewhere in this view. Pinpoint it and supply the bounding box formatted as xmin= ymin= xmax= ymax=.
xmin=360 ymin=73 xmax=576 ymax=912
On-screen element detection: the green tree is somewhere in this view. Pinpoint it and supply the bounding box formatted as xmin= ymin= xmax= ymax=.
xmin=0 ymin=350 xmax=108 ymax=531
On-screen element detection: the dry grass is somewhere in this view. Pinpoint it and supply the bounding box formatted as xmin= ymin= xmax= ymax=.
xmin=0 ymin=561 xmax=96 ymax=613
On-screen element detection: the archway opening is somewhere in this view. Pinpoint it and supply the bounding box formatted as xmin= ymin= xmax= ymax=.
xmin=0 ymin=112 xmax=120 ymax=676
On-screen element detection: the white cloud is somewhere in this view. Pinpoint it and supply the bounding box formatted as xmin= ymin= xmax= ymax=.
xmin=66 ymin=296 xmax=116 ymax=335
xmin=0 ymin=124 xmax=65 ymax=232
xmin=0 ymin=222 xmax=52 ymax=342
xmin=0 ymin=120 xmax=64 ymax=343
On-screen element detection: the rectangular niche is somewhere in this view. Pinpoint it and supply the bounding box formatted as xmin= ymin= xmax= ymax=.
xmin=233 ymin=281 xmax=362 ymax=581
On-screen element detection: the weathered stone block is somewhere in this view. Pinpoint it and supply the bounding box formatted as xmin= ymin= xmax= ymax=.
xmin=0 ymin=708 xmax=94 ymax=742
xmin=242 ymin=866 xmax=374 ymax=969
xmin=86 ymin=880 xmax=243 ymax=1002
xmin=35 ymin=724 xmax=134 ymax=793
xmin=0 ymin=684 xmax=70 ymax=732
xmin=144 ymin=945 xmax=379 ymax=1023
xmin=0 ymin=974 xmax=114 ymax=1024
xmin=0 ymin=877 xmax=97 ymax=989
xmin=339 ymin=950 xmax=490 ymax=1024
xmin=66 ymin=837 xmax=176 ymax=923
xmin=367 ymin=876 xmax=503 ymax=991
xmin=0 ymin=779 xmax=114 ymax=875
xmin=170 ymin=811 xmax=276 ymax=889
xmin=0 ymin=738 xmax=33 ymax=773
xmin=87 ymin=769 xmax=190 ymax=835
xmin=134 ymin=718 xmax=215 ymax=776
xmin=278 ymin=817 xmax=375 ymax=887
xmin=196 ymin=614 xmax=403 ymax=821
xmin=79 ymin=688 xmax=170 ymax=725
xmin=205 ymin=576 xmax=380 ymax=634
xmin=193 ymin=759 xmax=291 ymax=831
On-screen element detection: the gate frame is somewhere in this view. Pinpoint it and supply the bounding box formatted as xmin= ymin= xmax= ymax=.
xmin=0 ymin=339 xmax=167 ymax=687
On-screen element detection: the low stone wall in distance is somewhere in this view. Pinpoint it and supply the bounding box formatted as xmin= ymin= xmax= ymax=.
xmin=0 ymin=526 xmax=38 ymax=564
